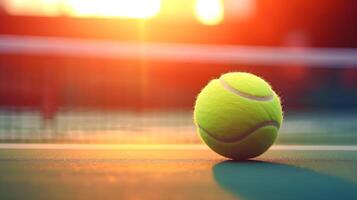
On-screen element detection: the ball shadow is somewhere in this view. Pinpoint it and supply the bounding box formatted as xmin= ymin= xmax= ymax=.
xmin=212 ymin=160 xmax=357 ymax=200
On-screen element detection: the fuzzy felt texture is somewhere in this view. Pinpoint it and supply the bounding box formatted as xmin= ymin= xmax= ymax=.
xmin=194 ymin=72 xmax=283 ymax=160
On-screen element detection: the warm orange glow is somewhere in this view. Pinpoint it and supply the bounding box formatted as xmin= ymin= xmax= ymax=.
xmin=194 ymin=0 xmax=224 ymax=25
xmin=3 ymin=0 xmax=63 ymax=16
xmin=226 ymin=0 xmax=256 ymax=19
xmin=2 ymin=0 xmax=162 ymax=19
xmin=66 ymin=0 xmax=161 ymax=19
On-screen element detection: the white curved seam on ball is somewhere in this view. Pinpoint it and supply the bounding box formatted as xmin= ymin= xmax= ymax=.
xmin=198 ymin=120 xmax=280 ymax=143
xmin=219 ymin=78 xmax=273 ymax=101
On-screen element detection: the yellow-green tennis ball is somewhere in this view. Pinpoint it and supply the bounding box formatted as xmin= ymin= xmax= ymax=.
xmin=194 ymin=72 xmax=283 ymax=160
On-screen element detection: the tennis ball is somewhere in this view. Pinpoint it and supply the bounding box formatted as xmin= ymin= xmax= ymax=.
xmin=194 ymin=72 xmax=283 ymax=160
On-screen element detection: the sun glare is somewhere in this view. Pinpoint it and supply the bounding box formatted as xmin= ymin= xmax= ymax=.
xmin=3 ymin=0 xmax=63 ymax=16
xmin=67 ymin=0 xmax=161 ymax=18
xmin=195 ymin=0 xmax=224 ymax=25
xmin=2 ymin=0 xmax=161 ymax=19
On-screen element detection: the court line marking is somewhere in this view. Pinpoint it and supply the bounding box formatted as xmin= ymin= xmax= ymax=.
xmin=271 ymin=145 xmax=357 ymax=151
xmin=0 ymin=144 xmax=357 ymax=151
xmin=0 ymin=35 xmax=357 ymax=67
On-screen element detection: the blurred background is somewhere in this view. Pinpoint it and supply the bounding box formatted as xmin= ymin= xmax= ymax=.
xmin=0 ymin=0 xmax=356 ymax=144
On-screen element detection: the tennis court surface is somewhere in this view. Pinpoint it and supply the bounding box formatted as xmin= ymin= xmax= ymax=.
xmin=1 ymin=144 xmax=357 ymax=200
xmin=1 ymin=113 xmax=357 ymax=200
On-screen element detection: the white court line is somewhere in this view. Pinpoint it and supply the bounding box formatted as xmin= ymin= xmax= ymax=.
xmin=271 ymin=145 xmax=357 ymax=151
xmin=0 ymin=144 xmax=206 ymax=150
xmin=0 ymin=35 xmax=357 ymax=67
xmin=0 ymin=144 xmax=357 ymax=151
